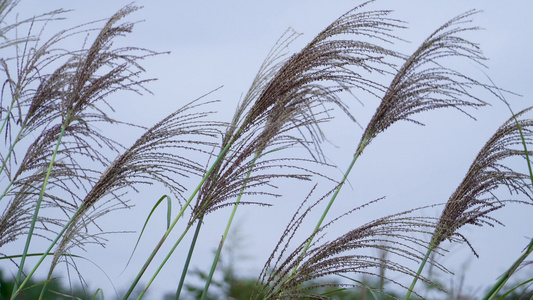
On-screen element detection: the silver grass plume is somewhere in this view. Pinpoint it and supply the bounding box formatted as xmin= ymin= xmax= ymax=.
xmin=253 ymin=187 xmax=442 ymax=299
xmin=432 ymin=107 xmax=533 ymax=252
xmin=0 ymin=5 xmax=159 ymax=247
xmin=192 ymin=1 xmax=404 ymax=219
xmin=48 ymin=96 xmax=221 ymax=276
xmin=0 ymin=0 xmax=65 ymax=50
xmin=405 ymin=107 xmax=533 ymax=298
xmin=357 ymin=10 xmax=492 ymax=155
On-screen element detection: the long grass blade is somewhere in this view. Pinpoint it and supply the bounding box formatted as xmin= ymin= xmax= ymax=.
xmin=12 ymin=112 xmax=70 ymax=298
xmin=122 ymin=195 xmax=171 ymax=273
xmin=122 ymin=139 xmax=235 ymax=300
xmin=497 ymin=278 xmax=533 ymax=300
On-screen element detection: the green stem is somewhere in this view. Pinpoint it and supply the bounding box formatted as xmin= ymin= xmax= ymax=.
xmin=122 ymin=139 xmax=235 ymax=300
xmin=0 ymin=125 xmax=24 ymax=182
xmin=0 ymin=118 xmax=29 ymax=204
xmin=291 ymin=136 xmax=369 ymax=276
xmin=0 ymin=87 xmax=29 ymax=201
xmin=270 ymin=135 xmax=370 ymax=300
xmin=404 ymin=242 xmax=435 ymax=299
xmin=482 ymin=240 xmax=533 ymax=300
xmin=136 ymin=221 xmax=195 ymax=299
xmin=309 ymin=153 xmax=358 ymax=239
xmin=175 ymin=217 xmax=203 ymax=299
xmin=12 ymin=113 xmax=70 ymax=298
xmin=0 ymin=98 xmax=16 ymax=137
xmin=11 ymin=204 xmax=86 ymax=299
xmin=200 ymin=154 xmax=258 ymax=300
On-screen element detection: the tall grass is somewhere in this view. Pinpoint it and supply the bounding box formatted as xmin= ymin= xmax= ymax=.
xmin=1 ymin=1 xmax=532 ymax=299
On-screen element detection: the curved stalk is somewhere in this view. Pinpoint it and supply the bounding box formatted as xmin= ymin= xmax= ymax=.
xmin=122 ymin=139 xmax=235 ymax=300
xmin=135 ymin=222 xmax=195 ymax=299
xmin=290 ymin=134 xmax=369 ymax=277
xmin=0 ymin=113 xmax=30 ymax=203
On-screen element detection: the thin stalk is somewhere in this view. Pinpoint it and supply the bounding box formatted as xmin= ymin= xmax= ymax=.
xmin=0 ymin=116 xmax=29 ymax=203
xmin=268 ymin=136 xmax=370 ymax=299
xmin=38 ymin=280 xmax=47 ymax=300
xmin=0 ymin=127 xmax=27 ymax=204
xmin=0 ymin=86 xmax=31 ymax=193
xmin=291 ymin=135 xmax=369 ymax=275
xmin=0 ymin=116 xmax=24 ymax=179
xmin=9 ymin=204 xmax=85 ymax=300
xmin=122 ymin=138 xmax=235 ymax=300
xmin=482 ymin=240 xmax=533 ymax=300
xmin=12 ymin=112 xmax=70 ymax=298
xmin=404 ymin=240 xmax=436 ymax=299
xmin=0 ymin=84 xmax=21 ymax=137
xmin=200 ymin=154 xmax=259 ymax=300
xmin=309 ymin=153 xmax=358 ymax=240
xmin=13 ymin=113 xmax=70 ymax=293
xmin=136 ymin=221 xmax=195 ymax=299
xmin=175 ymin=216 xmax=203 ymax=299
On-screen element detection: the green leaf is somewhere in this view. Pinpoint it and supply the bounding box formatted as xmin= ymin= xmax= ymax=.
xmin=336 ymin=274 xmax=380 ymax=300
xmin=91 ymin=288 xmax=104 ymax=300
xmin=122 ymin=195 xmax=171 ymax=272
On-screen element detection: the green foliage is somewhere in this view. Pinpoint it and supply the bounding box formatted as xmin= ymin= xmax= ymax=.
xmin=0 ymin=270 xmax=87 ymax=299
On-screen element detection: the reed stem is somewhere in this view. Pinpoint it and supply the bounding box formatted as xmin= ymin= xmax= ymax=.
xmin=175 ymin=216 xmax=203 ymax=299
xmin=200 ymin=154 xmax=259 ymax=299
xmin=123 ymin=138 xmax=236 ymax=300
xmin=12 ymin=112 xmax=70 ymax=298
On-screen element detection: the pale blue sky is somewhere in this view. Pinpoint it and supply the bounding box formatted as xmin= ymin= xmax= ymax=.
xmin=5 ymin=1 xmax=533 ymax=298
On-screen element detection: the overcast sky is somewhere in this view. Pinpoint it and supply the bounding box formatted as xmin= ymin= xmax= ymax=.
xmin=5 ymin=1 xmax=533 ymax=299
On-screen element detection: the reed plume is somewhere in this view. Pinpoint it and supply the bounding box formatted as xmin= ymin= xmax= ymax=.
xmin=406 ymin=107 xmax=533 ymax=298
xmin=254 ymin=187 xmax=441 ymax=299
xmin=169 ymin=3 xmax=406 ymax=297
xmin=295 ymin=9 xmax=498 ymax=273
xmin=0 ymin=4 xmax=160 ymax=248
xmin=358 ymin=9 xmax=491 ymax=155
xmin=192 ymin=0 xmax=404 ymax=220
xmin=433 ymin=107 xmax=533 ymax=250
xmin=49 ymin=96 xmax=220 ymax=277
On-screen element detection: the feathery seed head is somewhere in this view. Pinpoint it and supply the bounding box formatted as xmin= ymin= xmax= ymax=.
xmin=432 ymin=107 xmax=533 ymax=251
xmin=254 ymin=189 xmax=441 ymax=299
xmin=192 ymin=1 xmax=404 ymax=219
xmin=358 ymin=10 xmax=491 ymax=155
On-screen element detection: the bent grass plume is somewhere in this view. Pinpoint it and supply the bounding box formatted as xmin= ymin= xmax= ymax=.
xmin=0 ymin=3 xmax=173 ymax=298
xmin=253 ymin=187 xmax=443 ymax=299
xmin=298 ymin=8 xmax=493 ymax=274
xmin=1 ymin=3 xmax=159 ymax=249
xmin=197 ymin=1 xmax=409 ymax=297
xmin=47 ymin=95 xmax=221 ymax=280
xmin=483 ymin=102 xmax=533 ymax=299
xmin=406 ymin=107 xmax=533 ymax=298
xmin=133 ymin=1 xmax=407 ymax=297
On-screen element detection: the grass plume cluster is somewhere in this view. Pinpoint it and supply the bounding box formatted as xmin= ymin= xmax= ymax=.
xmin=1 ymin=1 xmax=532 ymax=299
